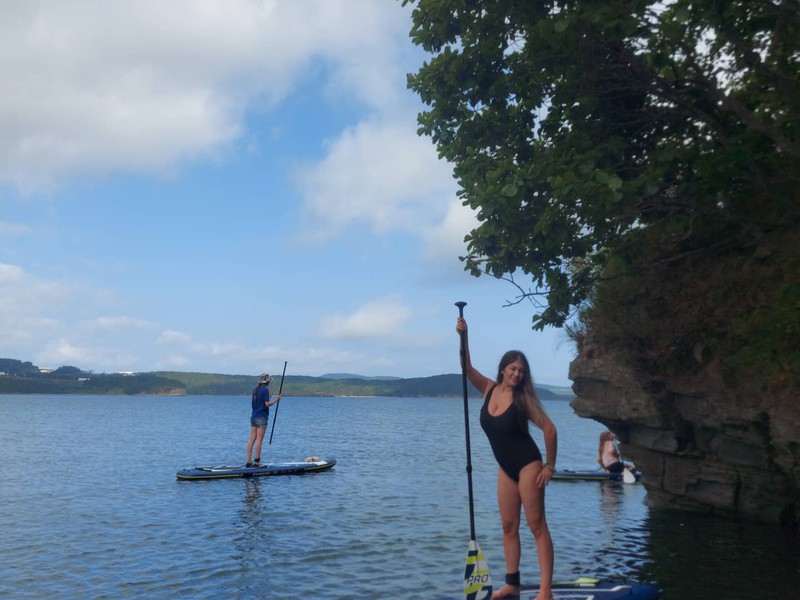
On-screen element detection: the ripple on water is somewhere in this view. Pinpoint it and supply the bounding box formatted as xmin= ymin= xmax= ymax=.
xmin=5 ymin=395 xmax=796 ymax=599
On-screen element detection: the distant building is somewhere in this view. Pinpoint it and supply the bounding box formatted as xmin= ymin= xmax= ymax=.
xmin=118 ymin=371 xmax=136 ymax=377
xmin=39 ymin=368 xmax=54 ymax=374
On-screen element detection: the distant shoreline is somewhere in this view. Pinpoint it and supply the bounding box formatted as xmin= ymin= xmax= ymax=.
xmin=0 ymin=365 xmax=574 ymax=399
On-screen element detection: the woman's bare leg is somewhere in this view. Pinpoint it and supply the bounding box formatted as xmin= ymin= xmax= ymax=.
xmin=246 ymin=427 xmax=257 ymax=464
xmin=252 ymin=427 xmax=266 ymax=463
xmin=519 ymin=462 xmax=554 ymax=600
xmin=492 ymin=468 xmax=522 ymax=599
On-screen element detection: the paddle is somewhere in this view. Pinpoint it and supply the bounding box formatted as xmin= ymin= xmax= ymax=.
xmin=613 ymin=436 xmax=636 ymax=484
xmin=622 ymin=464 xmax=636 ymax=484
xmin=268 ymin=361 xmax=288 ymax=445
xmin=455 ymin=302 xmax=493 ymax=600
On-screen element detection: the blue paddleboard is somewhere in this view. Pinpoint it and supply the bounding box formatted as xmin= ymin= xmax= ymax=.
xmin=437 ymin=577 xmax=661 ymax=599
xmin=176 ymin=456 xmax=336 ymax=480
xmin=551 ymin=469 xmax=641 ymax=482
xmin=518 ymin=578 xmax=661 ymax=599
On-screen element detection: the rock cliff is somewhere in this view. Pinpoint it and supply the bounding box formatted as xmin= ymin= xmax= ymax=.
xmin=569 ymin=348 xmax=799 ymax=526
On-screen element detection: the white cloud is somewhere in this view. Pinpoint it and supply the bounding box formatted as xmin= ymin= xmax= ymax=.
xmin=0 ymin=2 xmax=533 ymax=382
xmin=157 ymin=329 xmax=193 ymax=345
xmin=36 ymin=338 xmax=135 ymax=370
xmin=0 ymin=262 xmax=25 ymax=283
xmin=0 ymin=264 xmax=68 ymax=354
xmin=0 ymin=222 xmax=32 ymax=237
xmin=1 ymin=0 xmax=460 ymax=267
xmin=81 ymin=316 xmax=156 ymax=334
xmin=0 ymin=0 xmax=414 ymax=193
xmin=319 ymin=296 xmax=416 ymax=343
xmin=0 ymin=262 xmax=70 ymax=321
xmin=0 ymin=261 xmax=152 ymax=369
xmin=159 ymin=354 xmax=190 ymax=369
xmin=1 ymin=316 xmax=61 ymax=350
xmin=35 ymin=339 xmax=90 ymax=367
xmin=297 ymin=118 xmax=455 ymax=242
xmin=422 ymin=198 xmax=480 ymax=263
xmin=313 ymin=5 xmax=418 ymax=114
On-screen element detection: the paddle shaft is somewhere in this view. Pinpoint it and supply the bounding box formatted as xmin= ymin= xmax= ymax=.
xmin=268 ymin=361 xmax=288 ymax=445
xmin=456 ymin=301 xmax=477 ymax=541
xmin=613 ymin=437 xmax=627 ymax=463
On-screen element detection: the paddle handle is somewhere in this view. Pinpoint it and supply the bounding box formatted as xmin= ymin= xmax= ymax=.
xmin=277 ymin=360 xmax=287 ymax=395
xmin=268 ymin=361 xmax=288 ymax=445
xmin=455 ymin=301 xmax=477 ymax=542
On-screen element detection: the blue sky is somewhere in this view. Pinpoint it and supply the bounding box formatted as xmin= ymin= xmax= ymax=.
xmin=0 ymin=0 xmax=575 ymax=386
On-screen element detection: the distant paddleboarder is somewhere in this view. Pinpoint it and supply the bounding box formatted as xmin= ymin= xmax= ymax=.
xmin=246 ymin=373 xmax=281 ymax=467
xmin=597 ymin=431 xmax=636 ymax=475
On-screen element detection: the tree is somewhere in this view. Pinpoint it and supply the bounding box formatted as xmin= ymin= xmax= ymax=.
xmin=52 ymin=366 xmax=84 ymax=379
xmin=405 ymin=0 xmax=800 ymax=335
xmin=0 ymin=359 xmax=39 ymax=376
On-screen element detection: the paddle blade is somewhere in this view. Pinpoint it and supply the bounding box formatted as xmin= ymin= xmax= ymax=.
xmin=464 ymin=539 xmax=492 ymax=600
xmin=623 ymin=468 xmax=636 ymax=484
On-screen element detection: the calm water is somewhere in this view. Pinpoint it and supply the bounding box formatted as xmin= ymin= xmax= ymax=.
xmin=1 ymin=394 xmax=797 ymax=599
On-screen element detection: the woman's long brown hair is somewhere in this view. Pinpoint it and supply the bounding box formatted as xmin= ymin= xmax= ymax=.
xmin=495 ymin=350 xmax=546 ymax=427
xmin=598 ymin=431 xmax=614 ymax=463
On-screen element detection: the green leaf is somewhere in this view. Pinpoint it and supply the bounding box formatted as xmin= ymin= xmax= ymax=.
xmin=501 ymin=183 xmax=519 ymax=197
xmin=554 ymin=19 xmax=569 ymax=33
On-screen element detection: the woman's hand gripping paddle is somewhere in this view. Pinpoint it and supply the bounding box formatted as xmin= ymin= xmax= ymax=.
xmin=268 ymin=361 xmax=288 ymax=445
xmin=456 ymin=302 xmax=492 ymax=600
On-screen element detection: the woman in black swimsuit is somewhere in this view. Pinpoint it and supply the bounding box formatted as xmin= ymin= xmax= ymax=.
xmin=457 ymin=317 xmax=557 ymax=600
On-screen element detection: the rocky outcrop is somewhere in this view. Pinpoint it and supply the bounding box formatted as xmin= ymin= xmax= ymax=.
xmin=569 ymin=348 xmax=799 ymax=526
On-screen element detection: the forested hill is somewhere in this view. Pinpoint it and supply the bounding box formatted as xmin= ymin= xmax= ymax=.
xmin=0 ymin=358 xmax=573 ymax=399
xmin=153 ymin=372 xmax=573 ymax=399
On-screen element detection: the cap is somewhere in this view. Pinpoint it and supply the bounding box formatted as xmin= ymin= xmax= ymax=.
xmin=259 ymin=373 xmax=272 ymax=384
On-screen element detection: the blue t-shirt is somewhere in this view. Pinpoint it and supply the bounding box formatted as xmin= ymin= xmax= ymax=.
xmin=251 ymin=385 xmax=271 ymax=420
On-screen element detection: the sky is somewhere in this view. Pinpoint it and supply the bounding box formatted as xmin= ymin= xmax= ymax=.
xmin=0 ymin=0 xmax=576 ymax=386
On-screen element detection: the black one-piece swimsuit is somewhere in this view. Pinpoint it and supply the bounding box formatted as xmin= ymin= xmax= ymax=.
xmin=480 ymin=386 xmax=542 ymax=482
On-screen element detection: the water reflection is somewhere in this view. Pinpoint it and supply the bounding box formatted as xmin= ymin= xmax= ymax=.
xmin=4 ymin=395 xmax=798 ymax=599
xmin=641 ymin=509 xmax=800 ymax=599
xmin=235 ymin=478 xmax=270 ymax=558
xmin=243 ymin=478 xmax=263 ymax=513
xmin=599 ymin=482 xmax=624 ymax=525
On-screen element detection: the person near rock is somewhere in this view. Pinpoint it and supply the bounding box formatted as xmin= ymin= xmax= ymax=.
xmin=597 ymin=431 xmax=635 ymax=474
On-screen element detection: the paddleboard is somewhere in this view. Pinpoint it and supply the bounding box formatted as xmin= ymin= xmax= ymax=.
xmin=552 ymin=469 xmax=641 ymax=482
xmin=527 ymin=578 xmax=660 ymax=599
xmin=176 ymin=456 xmax=336 ymax=480
xmin=438 ymin=577 xmax=661 ymax=599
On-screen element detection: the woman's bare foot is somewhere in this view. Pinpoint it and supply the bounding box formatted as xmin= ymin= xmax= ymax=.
xmin=491 ymin=584 xmax=520 ymax=599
